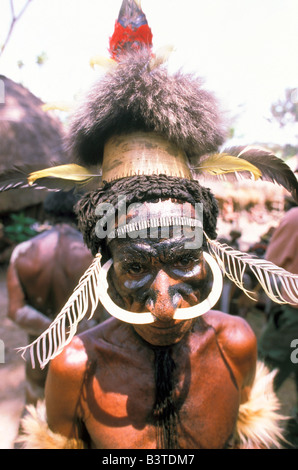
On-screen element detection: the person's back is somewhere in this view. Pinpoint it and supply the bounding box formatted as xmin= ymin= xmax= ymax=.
xmin=265 ymin=206 xmax=298 ymax=283
xmin=7 ymin=223 xmax=106 ymax=405
xmin=8 ymin=224 xmax=94 ymax=318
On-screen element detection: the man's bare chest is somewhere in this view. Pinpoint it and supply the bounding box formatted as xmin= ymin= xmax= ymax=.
xmin=80 ymin=346 xmax=240 ymax=449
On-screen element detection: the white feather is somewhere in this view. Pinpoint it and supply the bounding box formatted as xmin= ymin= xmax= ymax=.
xmin=17 ymin=254 xmax=103 ymax=369
xmin=205 ymin=234 xmax=298 ymax=305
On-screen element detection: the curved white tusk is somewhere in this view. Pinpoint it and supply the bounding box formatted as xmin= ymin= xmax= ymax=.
xmin=98 ymin=252 xmax=223 ymax=325
xmin=98 ymin=259 xmax=155 ymax=324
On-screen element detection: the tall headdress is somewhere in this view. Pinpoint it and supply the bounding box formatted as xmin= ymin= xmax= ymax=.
xmin=3 ymin=0 xmax=297 ymax=368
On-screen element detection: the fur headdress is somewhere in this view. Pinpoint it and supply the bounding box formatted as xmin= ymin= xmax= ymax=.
xmin=1 ymin=0 xmax=297 ymax=194
xmin=67 ymin=48 xmax=225 ymax=168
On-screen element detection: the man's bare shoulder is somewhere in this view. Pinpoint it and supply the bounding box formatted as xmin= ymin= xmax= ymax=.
xmin=49 ymin=318 xmax=135 ymax=373
xmin=48 ymin=335 xmax=89 ymax=385
xmin=203 ymin=310 xmax=257 ymax=351
xmin=45 ymin=334 xmax=89 ymax=427
xmin=202 ymin=310 xmax=257 ymax=382
xmin=11 ymin=229 xmax=58 ymax=272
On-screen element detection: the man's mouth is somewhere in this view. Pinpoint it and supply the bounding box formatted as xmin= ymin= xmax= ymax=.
xmin=142 ymin=318 xmax=189 ymax=333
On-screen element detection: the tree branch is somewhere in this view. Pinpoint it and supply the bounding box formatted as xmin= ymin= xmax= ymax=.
xmin=0 ymin=0 xmax=34 ymax=58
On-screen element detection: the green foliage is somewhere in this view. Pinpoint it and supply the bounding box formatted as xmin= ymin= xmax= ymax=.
xmin=4 ymin=212 xmax=37 ymax=243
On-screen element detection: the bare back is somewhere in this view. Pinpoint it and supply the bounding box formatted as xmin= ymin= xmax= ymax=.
xmin=7 ymin=224 xmax=94 ymax=319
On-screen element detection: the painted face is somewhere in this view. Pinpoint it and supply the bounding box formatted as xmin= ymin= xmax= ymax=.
xmin=106 ymin=200 xmax=211 ymax=346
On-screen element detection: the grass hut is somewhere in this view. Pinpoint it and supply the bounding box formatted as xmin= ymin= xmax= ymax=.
xmin=0 ymin=75 xmax=67 ymax=216
xmin=0 ymin=75 xmax=68 ymax=261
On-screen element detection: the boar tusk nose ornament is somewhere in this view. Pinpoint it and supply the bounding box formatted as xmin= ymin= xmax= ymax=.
xmin=98 ymin=252 xmax=223 ymax=324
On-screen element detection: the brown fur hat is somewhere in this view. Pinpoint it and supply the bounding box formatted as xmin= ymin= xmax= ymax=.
xmin=67 ymin=49 xmax=226 ymax=167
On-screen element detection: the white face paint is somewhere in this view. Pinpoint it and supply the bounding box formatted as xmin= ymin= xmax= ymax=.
xmin=97 ymin=253 xmax=223 ymax=324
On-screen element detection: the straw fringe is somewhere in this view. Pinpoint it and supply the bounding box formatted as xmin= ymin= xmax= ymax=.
xmin=15 ymin=401 xmax=85 ymax=449
xmin=234 ymin=361 xmax=287 ymax=449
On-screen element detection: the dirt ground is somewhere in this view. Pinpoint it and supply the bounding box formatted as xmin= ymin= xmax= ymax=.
xmin=0 ymin=240 xmax=296 ymax=449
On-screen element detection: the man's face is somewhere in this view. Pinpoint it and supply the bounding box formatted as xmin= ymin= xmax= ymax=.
xmin=107 ymin=200 xmax=210 ymax=346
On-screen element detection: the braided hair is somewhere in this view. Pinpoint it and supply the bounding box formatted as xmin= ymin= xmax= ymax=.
xmin=75 ymin=175 xmax=218 ymax=256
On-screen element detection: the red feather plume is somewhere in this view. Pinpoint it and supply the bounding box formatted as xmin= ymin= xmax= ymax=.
xmin=109 ymin=0 xmax=153 ymax=61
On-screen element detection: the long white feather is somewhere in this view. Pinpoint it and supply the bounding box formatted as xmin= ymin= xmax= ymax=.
xmin=205 ymin=234 xmax=298 ymax=305
xmin=17 ymin=254 xmax=103 ymax=369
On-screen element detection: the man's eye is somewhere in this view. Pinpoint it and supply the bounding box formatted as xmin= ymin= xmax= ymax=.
xmin=175 ymin=258 xmax=197 ymax=269
xmin=127 ymin=263 xmax=145 ymax=274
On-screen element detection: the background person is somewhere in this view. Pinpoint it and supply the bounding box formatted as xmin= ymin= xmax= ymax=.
xmin=7 ymin=190 xmax=107 ymax=407
xmin=258 ymin=203 xmax=298 ymax=445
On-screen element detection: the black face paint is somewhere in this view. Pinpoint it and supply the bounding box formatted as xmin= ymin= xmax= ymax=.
xmin=152 ymin=347 xmax=179 ymax=449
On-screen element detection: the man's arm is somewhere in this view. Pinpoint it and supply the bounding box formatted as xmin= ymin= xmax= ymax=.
xmin=6 ymin=260 xmax=52 ymax=335
xmin=213 ymin=312 xmax=257 ymax=401
xmin=213 ymin=312 xmax=285 ymax=448
xmin=45 ymin=336 xmax=88 ymax=442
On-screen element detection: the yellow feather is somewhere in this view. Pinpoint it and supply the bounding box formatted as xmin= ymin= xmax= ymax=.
xmin=149 ymin=45 xmax=175 ymax=70
xmin=89 ymin=56 xmax=117 ymax=70
xmin=27 ymin=164 xmax=96 ymax=185
xmin=42 ymin=102 xmax=74 ymax=112
xmin=194 ymin=154 xmax=262 ymax=180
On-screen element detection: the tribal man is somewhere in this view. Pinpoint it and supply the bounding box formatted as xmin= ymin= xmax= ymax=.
xmin=41 ymin=177 xmax=260 ymax=449
xmin=13 ymin=0 xmax=298 ymax=449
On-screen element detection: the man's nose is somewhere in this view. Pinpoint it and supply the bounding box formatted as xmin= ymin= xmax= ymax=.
xmin=145 ymin=269 xmax=182 ymax=322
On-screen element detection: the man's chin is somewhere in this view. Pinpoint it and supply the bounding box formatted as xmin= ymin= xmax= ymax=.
xmin=132 ymin=320 xmax=194 ymax=347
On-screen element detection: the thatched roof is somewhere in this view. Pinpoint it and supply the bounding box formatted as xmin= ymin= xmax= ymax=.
xmin=0 ymin=75 xmax=67 ymax=214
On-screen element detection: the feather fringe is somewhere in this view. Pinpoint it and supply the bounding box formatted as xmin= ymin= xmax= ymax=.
xmin=205 ymin=234 xmax=298 ymax=305
xmin=0 ymin=163 xmax=102 ymax=193
xmin=16 ymin=254 xmax=103 ymax=369
xmin=15 ymin=362 xmax=286 ymax=449
xmin=234 ymin=361 xmax=287 ymax=449
xmin=0 ymin=165 xmax=57 ymax=193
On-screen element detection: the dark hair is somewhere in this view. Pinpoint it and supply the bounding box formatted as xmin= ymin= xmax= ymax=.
xmin=44 ymin=189 xmax=82 ymax=221
xmin=75 ymin=175 xmax=218 ymax=256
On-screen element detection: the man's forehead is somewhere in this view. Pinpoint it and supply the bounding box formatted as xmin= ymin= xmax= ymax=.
xmin=124 ymin=199 xmax=198 ymax=221
xmin=109 ymin=236 xmax=202 ymax=259
xmin=101 ymin=197 xmax=204 ymax=250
